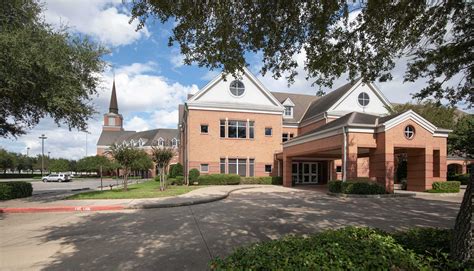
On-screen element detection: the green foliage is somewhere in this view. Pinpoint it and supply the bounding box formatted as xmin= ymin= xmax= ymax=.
xmin=390 ymin=101 xmax=457 ymax=129
xmin=131 ymin=151 xmax=152 ymax=171
xmin=328 ymin=180 xmax=387 ymax=194
xmin=168 ymin=176 xmax=184 ymax=186
xmin=0 ymin=181 xmax=33 ymax=200
xmin=76 ymin=155 xmax=115 ymax=174
xmin=131 ymin=1 xmax=472 ymax=106
xmin=169 ymin=163 xmax=184 ymax=178
xmin=188 ymin=168 xmax=200 ymax=183
xmin=197 ymin=174 xmax=240 ymax=185
xmin=240 ymin=176 xmax=282 ymax=185
xmin=449 ymin=115 xmax=474 ymax=158
xmin=107 ymin=144 xmax=145 ymax=191
xmin=430 ymin=181 xmax=460 ymax=193
xmin=210 ymin=227 xmax=430 ymax=270
xmin=0 ymin=173 xmax=42 ymax=179
xmin=0 ymin=0 xmax=108 ymax=137
xmin=49 ymin=158 xmax=70 ymax=173
xmin=0 ymin=148 xmax=15 ymax=172
xmin=448 ymin=174 xmax=469 ymax=185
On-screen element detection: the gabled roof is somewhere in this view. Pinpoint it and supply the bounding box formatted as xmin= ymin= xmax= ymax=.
xmin=300 ymin=79 xmax=359 ymax=122
xmin=97 ymin=129 xmax=178 ymax=147
xmin=299 ymin=111 xmax=379 ymax=136
xmin=271 ymin=92 xmax=319 ymax=124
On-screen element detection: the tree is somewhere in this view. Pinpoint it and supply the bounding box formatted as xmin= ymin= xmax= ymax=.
xmin=131 ymin=151 xmax=153 ymax=177
xmin=77 ymin=155 xmax=116 ymax=175
xmin=49 ymin=158 xmax=70 ymax=173
xmin=449 ymin=115 xmax=474 ymax=159
xmin=151 ymin=146 xmax=174 ymax=191
xmin=107 ymin=144 xmax=142 ymax=191
xmin=0 ymin=0 xmax=108 ymax=137
xmin=0 ymin=149 xmax=15 ymax=173
xmin=390 ymin=101 xmax=458 ymax=130
xmin=130 ymin=1 xmax=472 ymax=107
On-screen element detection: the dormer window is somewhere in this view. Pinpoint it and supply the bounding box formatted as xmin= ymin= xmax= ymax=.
xmin=158 ymin=138 xmax=165 ymax=147
xmin=172 ymin=138 xmax=178 ymax=148
xmin=284 ymin=106 xmax=293 ymax=117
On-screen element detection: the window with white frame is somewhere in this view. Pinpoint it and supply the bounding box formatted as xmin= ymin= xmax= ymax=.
xmin=265 ymin=127 xmax=272 ymax=136
xmin=200 ymin=164 xmax=209 ymax=173
xmin=404 ymin=125 xmax=415 ymax=139
xmin=249 ymin=159 xmax=255 ymax=177
xmin=200 ymin=124 xmax=208 ymax=134
xmin=282 ymin=133 xmax=289 ymax=142
xmin=229 ymin=80 xmax=245 ymax=96
xmin=220 ymin=158 xmax=226 ymax=174
xmin=221 ymin=119 xmax=254 ymax=139
xmin=228 ymin=158 xmax=247 ymax=177
xmin=284 ymin=106 xmax=293 ymax=117
xmin=358 ymin=92 xmax=370 ymax=107
xmin=265 ymin=164 xmax=272 ymax=173
xmin=108 ymin=117 xmax=116 ymax=126
xmin=158 ymin=138 xmax=164 ymax=146
xmin=172 ymin=138 xmax=178 ymax=148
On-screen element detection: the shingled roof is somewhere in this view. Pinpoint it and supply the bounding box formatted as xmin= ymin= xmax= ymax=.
xmin=97 ymin=129 xmax=178 ymax=147
xmin=301 ymin=79 xmax=360 ymax=123
xmin=109 ymin=80 xmax=119 ymax=114
xmin=270 ymin=92 xmax=319 ymax=124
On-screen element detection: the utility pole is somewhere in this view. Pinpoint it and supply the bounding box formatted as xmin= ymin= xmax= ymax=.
xmin=39 ymin=134 xmax=47 ymax=176
xmin=26 ymin=147 xmax=30 ymax=156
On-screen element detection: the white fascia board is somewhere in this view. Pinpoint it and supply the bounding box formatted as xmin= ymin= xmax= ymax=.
xmin=187 ymin=104 xmax=283 ymax=115
xmin=328 ymin=78 xmax=363 ymax=111
xmin=366 ymin=82 xmax=393 ymax=110
xmin=188 ymin=72 xmax=223 ymax=102
xmin=347 ymin=127 xmax=376 ymax=133
xmin=282 ymin=97 xmax=295 ymax=106
xmin=283 ymin=125 xmax=344 ymax=147
xmin=383 ymin=110 xmax=437 ymax=133
xmin=242 ymin=67 xmax=285 ymax=109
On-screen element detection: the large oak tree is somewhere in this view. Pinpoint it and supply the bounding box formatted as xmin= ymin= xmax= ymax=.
xmin=0 ymin=0 xmax=108 ymax=138
xmin=129 ymin=0 xmax=473 ymax=263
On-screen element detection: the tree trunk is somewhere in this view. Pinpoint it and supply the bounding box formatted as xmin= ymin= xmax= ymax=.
xmin=123 ymin=169 xmax=128 ymax=191
xmin=451 ymin=173 xmax=473 ymax=264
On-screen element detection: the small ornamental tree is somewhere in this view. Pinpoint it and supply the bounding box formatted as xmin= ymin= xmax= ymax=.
xmin=107 ymin=144 xmax=142 ymax=191
xmin=151 ymin=145 xmax=174 ymax=191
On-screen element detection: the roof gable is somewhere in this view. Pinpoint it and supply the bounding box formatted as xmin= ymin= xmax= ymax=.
xmin=187 ymin=67 xmax=284 ymax=113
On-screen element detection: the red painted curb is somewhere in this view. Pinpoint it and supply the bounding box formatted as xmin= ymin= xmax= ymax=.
xmin=0 ymin=205 xmax=125 ymax=213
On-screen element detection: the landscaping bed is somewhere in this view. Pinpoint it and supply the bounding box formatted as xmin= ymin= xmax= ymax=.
xmin=66 ymin=180 xmax=203 ymax=199
xmin=427 ymin=181 xmax=461 ymax=193
xmin=328 ymin=180 xmax=387 ymax=195
xmin=210 ymin=227 xmax=467 ymax=270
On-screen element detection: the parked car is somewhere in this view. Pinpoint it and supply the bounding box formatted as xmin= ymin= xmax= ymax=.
xmin=42 ymin=173 xmax=71 ymax=182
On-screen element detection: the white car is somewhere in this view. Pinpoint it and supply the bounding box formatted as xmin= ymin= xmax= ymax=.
xmin=42 ymin=173 xmax=71 ymax=182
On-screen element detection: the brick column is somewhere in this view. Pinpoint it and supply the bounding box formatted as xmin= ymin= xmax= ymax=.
xmin=369 ymin=146 xmax=394 ymax=193
xmin=342 ymin=143 xmax=358 ymax=180
xmin=407 ymin=148 xmax=433 ymax=191
xmin=283 ymin=155 xmax=292 ymax=187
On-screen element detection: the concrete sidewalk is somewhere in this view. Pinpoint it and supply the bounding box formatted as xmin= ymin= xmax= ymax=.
xmin=0 ymin=185 xmax=286 ymax=213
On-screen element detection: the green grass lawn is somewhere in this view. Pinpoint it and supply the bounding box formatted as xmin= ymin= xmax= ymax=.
xmin=67 ymin=181 xmax=204 ymax=200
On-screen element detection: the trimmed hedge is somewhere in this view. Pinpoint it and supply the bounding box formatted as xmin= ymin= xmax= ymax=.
xmin=167 ymin=176 xmax=184 ymax=186
xmin=210 ymin=227 xmax=429 ymax=270
xmin=210 ymin=227 xmax=462 ymax=270
xmin=240 ymin=176 xmax=283 ymax=185
xmin=0 ymin=181 xmax=33 ymax=200
xmin=188 ymin=169 xmax=200 ymax=184
xmin=429 ymin=181 xmax=460 ymax=193
xmin=197 ymin=174 xmax=240 ymax=185
xmin=328 ymin=180 xmax=386 ymax=194
xmin=448 ymin=174 xmax=469 ymax=185
xmin=169 ymin=163 xmax=184 ymax=178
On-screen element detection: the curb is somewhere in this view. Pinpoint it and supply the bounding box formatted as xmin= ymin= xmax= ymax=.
xmin=127 ymin=186 xmax=257 ymax=209
xmin=327 ymin=192 xmax=416 ymax=198
xmin=0 ymin=205 xmax=125 ymax=213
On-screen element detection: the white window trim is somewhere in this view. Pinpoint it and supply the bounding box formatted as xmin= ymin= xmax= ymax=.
xmin=283 ymin=106 xmax=293 ymax=118
xmin=265 ymin=164 xmax=272 ymax=173
xmin=200 ymin=164 xmax=209 ymax=173
xmin=265 ymin=127 xmax=273 ymax=136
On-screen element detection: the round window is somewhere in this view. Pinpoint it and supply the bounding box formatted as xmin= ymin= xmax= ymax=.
xmin=229 ymin=80 xmax=245 ymax=97
xmin=358 ymin=92 xmax=370 ymax=107
xmin=404 ymin=125 xmax=415 ymax=139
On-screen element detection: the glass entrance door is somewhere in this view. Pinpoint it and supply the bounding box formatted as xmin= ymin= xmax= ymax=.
xmin=300 ymin=162 xmax=319 ymax=184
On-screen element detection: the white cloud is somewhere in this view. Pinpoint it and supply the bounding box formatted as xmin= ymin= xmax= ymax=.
xmin=150 ymin=110 xmax=180 ymax=128
xmin=124 ymin=116 xmax=150 ymax=132
xmin=42 ymin=0 xmax=150 ymax=46
xmin=115 ymin=61 xmax=158 ymax=76
xmin=200 ymin=70 xmax=220 ymax=81
xmin=169 ymin=48 xmax=185 ymax=69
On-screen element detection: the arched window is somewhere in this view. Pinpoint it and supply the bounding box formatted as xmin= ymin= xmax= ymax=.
xmin=172 ymin=138 xmax=178 ymax=148
xmin=404 ymin=125 xmax=415 ymax=139
xmin=358 ymin=92 xmax=370 ymax=107
xmin=229 ymin=80 xmax=245 ymax=97
xmin=158 ymin=138 xmax=165 ymax=147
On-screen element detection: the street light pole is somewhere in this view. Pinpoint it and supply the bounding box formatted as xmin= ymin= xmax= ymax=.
xmin=26 ymin=147 xmax=30 ymax=156
xmin=39 ymin=134 xmax=47 ymax=176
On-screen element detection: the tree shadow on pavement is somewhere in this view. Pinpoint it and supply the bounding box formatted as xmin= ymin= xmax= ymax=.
xmin=37 ymin=189 xmax=461 ymax=270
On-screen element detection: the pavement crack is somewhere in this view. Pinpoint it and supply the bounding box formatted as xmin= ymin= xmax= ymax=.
xmin=189 ymin=206 xmax=213 ymax=260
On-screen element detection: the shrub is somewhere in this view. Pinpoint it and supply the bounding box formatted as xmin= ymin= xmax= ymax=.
xmin=198 ymin=174 xmax=240 ymax=185
xmin=240 ymin=176 xmax=283 ymax=185
xmin=210 ymin=227 xmax=429 ymax=270
xmin=0 ymin=181 xmax=33 ymax=200
xmin=0 ymin=173 xmax=42 ymax=179
xmin=188 ymin=169 xmax=200 ymax=184
xmin=328 ymin=180 xmax=342 ymax=193
xmin=328 ymin=180 xmax=386 ymax=194
xmin=430 ymin=181 xmax=460 ymax=193
xmin=175 ymin=176 xmax=184 ymax=185
xmin=169 ymin=163 xmax=184 ymax=178
xmin=448 ymin=174 xmax=469 ymax=185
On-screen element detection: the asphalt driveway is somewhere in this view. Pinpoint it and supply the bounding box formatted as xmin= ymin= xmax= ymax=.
xmin=0 ymin=187 xmax=463 ymax=270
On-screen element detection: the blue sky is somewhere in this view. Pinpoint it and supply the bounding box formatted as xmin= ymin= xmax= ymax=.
xmin=0 ymin=0 xmax=468 ymax=160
